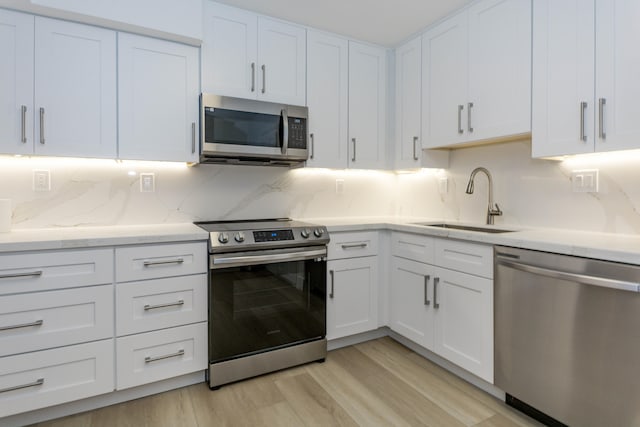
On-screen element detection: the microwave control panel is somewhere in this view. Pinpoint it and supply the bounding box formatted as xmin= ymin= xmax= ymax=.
xmin=288 ymin=117 xmax=307 ymax=149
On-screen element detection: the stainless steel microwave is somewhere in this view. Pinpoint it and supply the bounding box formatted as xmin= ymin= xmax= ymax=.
xmin=200 ymin=94 xmax=308 ymax=166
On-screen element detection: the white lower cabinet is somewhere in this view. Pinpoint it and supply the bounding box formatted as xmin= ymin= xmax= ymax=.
xmin=0 ymin=339 xmax=114 ymax=418
xmin=326 ymin=231 xmax=379 ymax=340
xmin=116 ymin=323 xmax=207 ymax=390
xmin=390 ymin=232 xmax=494 ymax=383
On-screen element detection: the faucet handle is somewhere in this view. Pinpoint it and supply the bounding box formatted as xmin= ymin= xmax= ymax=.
xmin=491 ymin=203 xmax=503 ymax=216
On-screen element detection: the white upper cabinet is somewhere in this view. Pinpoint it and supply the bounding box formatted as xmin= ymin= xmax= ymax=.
xmin=34 ymin=17 xmax=117 ymax=158
xmin=306 ymin=30 xmax=349 ymax=168
xmin=533 ymin=0 xmax=640 ymax=157
xmin=595 ymin=0 xmax=640 ymax=153
xmin=118 ymin=33 xmax=199 ymax=162
xmin=395 ymin=37 xmax=423 ymax=169
xmin=532 ymin=0 xmax=595 ymax=157
xmin=202 ymin=2 xmax=306 ymax=106
xmin=422 ymin=0 xmax=531 ymax=149
xmin=422 ymin=13 xmax=468 ymax=149
xmin=0 ymin=9 xmax=33 ymax=156
xmin=348 ymin=41 xmax=387 ymax=169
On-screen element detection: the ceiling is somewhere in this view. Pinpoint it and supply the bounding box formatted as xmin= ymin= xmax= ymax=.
xmin=212 ymin=0 xmax=473 ymax=47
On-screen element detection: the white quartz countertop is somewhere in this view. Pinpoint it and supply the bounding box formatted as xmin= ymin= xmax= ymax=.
xmin=1 ymin=219 xmax=640 ymax=265
xmin=0 ymin=223 xmax=208 ymax=252
xmin=303 ymin=216 xmax=640 ymax=265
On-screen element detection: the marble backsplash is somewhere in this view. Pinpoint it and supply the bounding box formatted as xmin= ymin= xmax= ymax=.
xmin=2 ymin=138 xmax=640 ymax=234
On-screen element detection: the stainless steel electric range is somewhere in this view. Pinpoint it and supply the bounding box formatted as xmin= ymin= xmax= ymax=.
xmin=194 ymin=219 xmax=329 ymax=389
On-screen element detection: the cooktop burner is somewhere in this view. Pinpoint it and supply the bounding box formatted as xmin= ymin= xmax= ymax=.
xmin=194 ymin=218 xmax=329 ymax=253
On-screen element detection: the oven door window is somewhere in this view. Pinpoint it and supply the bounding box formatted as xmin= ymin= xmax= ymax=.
xmin=210 ymin=258 xmax=326 ymax=363
xmin=204 ymin=107 xmax=282 ymax=148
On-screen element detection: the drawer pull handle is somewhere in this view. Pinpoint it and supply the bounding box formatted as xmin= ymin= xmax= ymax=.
xmin=0 ymin=378 xmax=44 ymax=394
xmin=143 ymin=258 xmax=184 ymax=267
xmin=145 ymin=349 xmax=185 ymax=364
xmin=433 ymin=277 xmax=440 ymax=309
xmin=424 ymin=275 xmax=431 ymax=306
xmin=0 ymin=270 xmax=43 ymax=280
xmin=0 ymin=319 xmax=43 ymax=332
xmin=341 ymin=243 xmax=367 ymax=250
xmin=329 ymin=270 xmax=335 ymax=299
xmin=144 ymin=300 xmax=184 ymax=311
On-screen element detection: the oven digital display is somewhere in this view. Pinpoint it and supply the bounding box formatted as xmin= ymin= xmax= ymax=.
xmin=253 ymin=229 xmax=294 ymax=242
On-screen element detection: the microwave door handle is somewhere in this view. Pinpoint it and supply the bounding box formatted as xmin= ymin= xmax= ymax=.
xmin=281 ymin=108 xmax=289 ymax=155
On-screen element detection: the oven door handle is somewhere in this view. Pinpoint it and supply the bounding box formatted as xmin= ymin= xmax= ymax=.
xmin=211 ymin=247 xmax=327 ymax=269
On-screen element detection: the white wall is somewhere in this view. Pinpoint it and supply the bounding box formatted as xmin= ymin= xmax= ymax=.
xmin=2 ymin=138 xmax=640 ymax=234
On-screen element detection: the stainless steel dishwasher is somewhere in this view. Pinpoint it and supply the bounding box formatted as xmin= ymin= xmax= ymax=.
xmin=495 ymin=246 xmax=640 ymax=427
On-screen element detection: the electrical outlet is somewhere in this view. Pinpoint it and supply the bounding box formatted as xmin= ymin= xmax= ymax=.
xmin=140 ymin=173 xmax=155 ymax=192
xmin=33 ymin=170 xmax=50 ymax=192
xmin=571 ymin=169 xmax=599 ymax=193
xmin=438 ymin=177 xmax=449 ymax=195
xmin=335 ymin=179 xmax=345 ymax=194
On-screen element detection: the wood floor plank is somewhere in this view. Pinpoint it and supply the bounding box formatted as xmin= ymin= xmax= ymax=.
xmin=244 ymin=401 xmax=306 ymax=427
xmin=331 ymin=346 xmax=467 ymax=427
xmin=356 ymin=338 xmax=496 ymax=426
xmin=274 ymin=372 xmax=359 ymax=427
xmin=89 ymin=397 xmax=149 ymax=427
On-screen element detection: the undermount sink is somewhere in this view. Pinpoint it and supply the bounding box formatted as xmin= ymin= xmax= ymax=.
xmin=411 ymin=222 xmax=516 ymax=234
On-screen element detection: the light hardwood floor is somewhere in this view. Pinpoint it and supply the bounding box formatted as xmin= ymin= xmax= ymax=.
xmin=32 ymin=337 xmax=541 ymax=427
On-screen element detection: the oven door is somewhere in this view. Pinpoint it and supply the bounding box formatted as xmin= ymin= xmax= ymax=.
xmin=209 ymin=246 xmax=326 ymax=363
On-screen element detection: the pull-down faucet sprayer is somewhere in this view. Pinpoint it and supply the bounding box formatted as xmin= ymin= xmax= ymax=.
xmin=465 ymin=167 xmax=502 ymax=225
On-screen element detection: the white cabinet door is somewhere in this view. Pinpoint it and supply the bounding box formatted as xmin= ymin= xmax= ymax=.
xmin=467 ymin=0 xmax=531 ymax=142
xmin=389 ymin=257 xmax=434 ymax=350
xmin=421 ymin=13 xmax=468 ymax=148
xmin=34 ymin=17 xmax=116 ymax=158
xmin=348 ymin=41 xmax=387 ymax=169
xmin=118 ymin=33 xmax=199 ymax=162
xmin=395 ymin=37 xmax=422 ymax=168
xmin=201 ymin=2 xmax=257 ymax=99
xmin=257 ymin=17 xmax=306 ymax=106
xmin=595 ymin=0 xmax=640 ymax=153
xmin=434 ymin=267 xmax=493 ymax=383
xmin=0 ymin=9 xmax=33 ymax=155
xmin=532 ymin=0 xmax=596 ymax=157
xmin=306 ymin=30 xmax=349 ymax=168
xmin=327 ymin=257 xmax=379 ymax=340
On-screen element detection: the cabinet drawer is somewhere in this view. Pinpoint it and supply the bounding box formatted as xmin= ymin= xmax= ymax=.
xmin=328 ymin=231 xmax=378 ymax=260
xmin=391 ymin=232 xmax=435 ymax=264
xmin=116 ymin=274 xmax=207 ymax=336
xmin=0 ymin=285 xmax=114 ymax=357
xmin=434 ymin=239 xmax=493 ymax=278
xmin=115 ymin=242 xmax=207 ymax=282
xmin=0 ymin=248 xmax=113 ymax=296
xmin=116 ymin=322 xmax=207 ymax=390
xmin=0 ymin=339 xmax=114 ymax=418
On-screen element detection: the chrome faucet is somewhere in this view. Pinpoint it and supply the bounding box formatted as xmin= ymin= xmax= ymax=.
xmin=465 ymin=167 xmax=503 ymax=225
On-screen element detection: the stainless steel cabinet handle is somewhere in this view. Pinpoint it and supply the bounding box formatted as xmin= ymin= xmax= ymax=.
xmin=261 ymin=64 xmax=266 ymax=94
xmin=351 ymin=138 xmax=356 ymax=162
xmin=497 ymin=258 xmax=640 ymax=292
xmin=580 ymin=102 xmax=588 ymax=142
xmin=413 ymin=136 xmax=419 ymax=160
xmin=0 ymin=319 xmax=43 ymax=332
xmin=144 ymin=349 xmax=185 ymax=364
xmin=251 ymin=62 xmax=256 ymax=92
xmin=0 ymin=378 xmax=44 ymax=394
xmin=0 ymin=270 xmax=43 ymax=280
xmin=599 ymin=98 xmax=606 ymax=140
xmin=144 ymin=300 xmax=184 ymax=311
xmin=143 ymin=258 xmax=184 ymax=267
xmin=329 ymin=270 xmax=335 ymax=299
xmin=39 ymin=107 xmax=45 ymax=144
xmin=424 ymin=275 xmax=431 ymax=306
xmin=458 ymin=105 xmax=464 ymax=134
xmin=341 ymin=243 xmax=367 ymax=249
xmin=467 ymin=102 xmax=474 ymax=133
xmin=191 ymin=122 xmax=196 ymax=154
xmin=433 ymin=277 xmax=440 ymax=309
xmin=21 ymin=105 xmax=27 ymax=143
xmin=310 ymin=133 xmax=315 ymax=159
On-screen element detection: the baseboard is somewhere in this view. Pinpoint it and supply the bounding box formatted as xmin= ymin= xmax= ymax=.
xmin=328 ymin=327 xmax=389 ymax=350
xmin=1 ymin=371 xmax=205 ymax=427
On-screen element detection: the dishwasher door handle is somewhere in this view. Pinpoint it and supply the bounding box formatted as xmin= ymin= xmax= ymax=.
xmin=497 ymin=258 xmax=640 ymax=292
